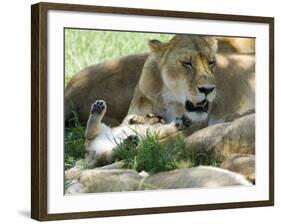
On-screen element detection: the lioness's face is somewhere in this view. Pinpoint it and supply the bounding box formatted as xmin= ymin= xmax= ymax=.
xmin=150 ymin=35 xmax=217 ymax=122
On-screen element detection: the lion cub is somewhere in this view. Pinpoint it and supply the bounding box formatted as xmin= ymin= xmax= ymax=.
xmin=85 ymin=100 xmax=191 ymax=167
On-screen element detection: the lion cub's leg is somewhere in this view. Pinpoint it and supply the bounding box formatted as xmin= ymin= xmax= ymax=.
xmin=85 ymin=100 xmax=107 ymax=140
xmin=84 ymin=100 xmax=114 ymax=167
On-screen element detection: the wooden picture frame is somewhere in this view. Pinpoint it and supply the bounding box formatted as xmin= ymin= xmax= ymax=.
xmin=31 ymin=2 xmax=274 ymax=221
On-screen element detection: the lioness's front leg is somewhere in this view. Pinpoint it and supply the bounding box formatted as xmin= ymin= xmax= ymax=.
xmin=164 ymin=102 xmax=186 ymax=123
xmin=125 ymin=92 xmax=159 ymax=124
xmin=155 ymin=116 xmax=192 ymax=139
xmin=122 ymin=113 xmax=163 ymax=126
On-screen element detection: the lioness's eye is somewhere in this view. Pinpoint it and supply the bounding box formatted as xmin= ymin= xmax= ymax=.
xmin=181 ymin=61 xmax=192 ymax=68
xmin=209 ymin=61 xmax=216 ymax=67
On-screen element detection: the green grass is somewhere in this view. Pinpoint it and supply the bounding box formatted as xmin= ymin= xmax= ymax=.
xmin=112 ymin=134 xmax=220 ymax=174
xmin=112 ymin=133 xmax=177 ymax=173
xmin=64 ymin=110 xmax=86 ymax=170
xmin=65 ymin=29 xmax=172 ymax=84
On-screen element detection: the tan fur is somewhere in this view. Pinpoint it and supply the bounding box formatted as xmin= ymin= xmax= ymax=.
xmin=217 ymin=37 xmax=255 ymax=54
xmin=65 ymin=54 xmax=148 ymax=126
xmin=221 ymin=154 xmax=255 ymax=183
xmin=65 ymin=166 xmax=252 ymax=194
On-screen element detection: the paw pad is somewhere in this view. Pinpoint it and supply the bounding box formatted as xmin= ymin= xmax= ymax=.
xmin=91 ymin=100 xmax=106 ymax=114
xmin=124 ymin=135 xmax=140 ymax=147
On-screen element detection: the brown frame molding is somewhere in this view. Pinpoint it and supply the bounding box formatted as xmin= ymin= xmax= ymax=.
xmin=31 ymin=2 xmax=274 ymax=221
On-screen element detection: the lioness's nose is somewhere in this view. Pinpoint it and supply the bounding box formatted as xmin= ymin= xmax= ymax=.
xmin=197 ymin=86 xmax=215 ymax=95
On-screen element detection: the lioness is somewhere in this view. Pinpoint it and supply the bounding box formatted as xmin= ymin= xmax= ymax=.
xmin=65 ymin=35 xmax=255 ymax=128
xmin=128 ymin=35 xmax=217 ymax=125
xmin=127 ymin=35 xmax=254 ymax=128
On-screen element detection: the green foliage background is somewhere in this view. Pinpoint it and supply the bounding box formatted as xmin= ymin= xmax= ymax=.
xmin=65 ymin=29 xmax=172 ymax=84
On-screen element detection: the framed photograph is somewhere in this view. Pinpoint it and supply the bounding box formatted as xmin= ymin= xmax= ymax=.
xmin=31 ymin=2 xmax=274 ymax=221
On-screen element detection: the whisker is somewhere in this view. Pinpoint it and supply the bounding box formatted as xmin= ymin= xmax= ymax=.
xmin=214 ymin=89 xmax=223 ymax=105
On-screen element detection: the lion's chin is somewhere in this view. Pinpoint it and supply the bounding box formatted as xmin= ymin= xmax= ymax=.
xmin=185 ymin=111 xmax=208 ymax=123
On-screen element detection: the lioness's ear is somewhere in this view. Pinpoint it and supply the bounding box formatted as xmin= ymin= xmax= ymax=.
xmin=148 ymin=39 xmax=166 ymax=53
xmin=205 ymin=37 xmax=218 ymax=52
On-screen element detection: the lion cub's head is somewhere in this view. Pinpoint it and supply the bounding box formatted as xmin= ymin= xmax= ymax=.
xmin=149 ymin=35 xmax=217 ymax=122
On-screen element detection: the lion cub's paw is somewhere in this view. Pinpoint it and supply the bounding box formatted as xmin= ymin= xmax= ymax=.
xmin=145 ymin=113 xmax=164 ymax=124
xmin=91 ymin=100 xmax=106 ymax=114
xmin=127 ymin=114 xmax=146 ymax=125
xmin=123 ymin=135 xmax=140 ymax=147
xmin=175 ymin=116 xmax=192 ymax=130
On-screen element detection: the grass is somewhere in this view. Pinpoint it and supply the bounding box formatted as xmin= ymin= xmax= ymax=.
xmin=112 ymin=133 xmax=177 ymax=173
xmin=65 ymin=29 xmax=172 ymax=84
xmin=112 ymin=133 xmax=220 ymax=174
xmin=64 ymin=110 xmax=86 ymax=170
